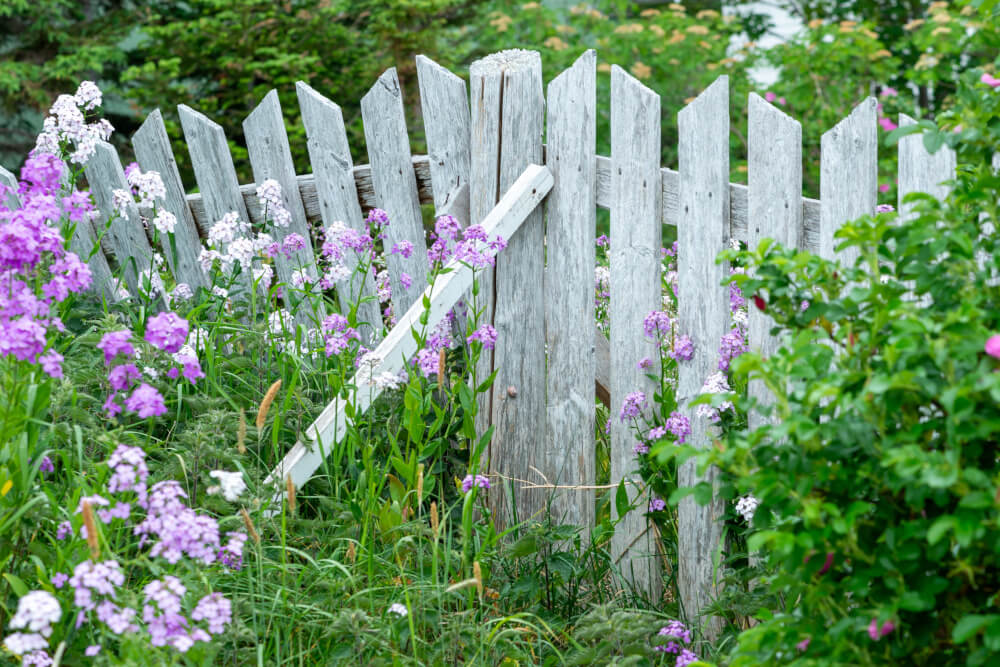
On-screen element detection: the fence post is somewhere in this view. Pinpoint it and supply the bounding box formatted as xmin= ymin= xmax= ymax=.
xmin=0 ymin=166 xmax=17 ymax=209
xmin=296 ymin=82 xmax=383 ymax=344
xmin=361 ymin=68 xmax=431 ymax=318
xmin=609 ymin=65 xmax=662 ymax=600
xmin=897 ymin=113 xmax=956 ymax=218
xmin=820 ymin=98 xmax=877 ymax=263
xmin=677 ymin=76 xmax=730 ymax=636
xmin=416 ymin=55 xmax=472 ymax=215
xmin=132 ymin=109 xmax=208 ymax=293
xmin=544 ymin=50 xmax=597 ymax=531
xmin=84 ymin=141 xmax=158 ymax=298
xmin=469 ymin=49 xmax=546 ymax=529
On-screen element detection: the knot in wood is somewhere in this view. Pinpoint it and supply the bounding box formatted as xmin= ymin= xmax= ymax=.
xmin=506 ymin=385 xmax=518 ymax=398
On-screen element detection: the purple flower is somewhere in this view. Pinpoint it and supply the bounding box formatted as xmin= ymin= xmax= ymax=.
xmin=665 ymin=412 xmax=691 ymax=444
xmin=97 ymin=330 xmax=134 ymax=364
xmin=56 ymin=521 xmax=72 ymax=540
xmin=38 ymin=351 xmax=63 ymax=378
xmin=876 ymin=204 xmax=895 ymax=213
xmin=281 ymin=232 xmax=307 ymax=255
xmin=718 ymin=328 xmax=747 ymax=372
xmin=643 ymin=311 xmax=672 ymax=340
xmin=676 ymin=648 xmax=699 ymax=666
xmin=191 ymin=593 xmax=232 ymax=635
xmin=108 ymin=363 xmax=140 ymax=391
xmin=434 ymin=215 xmax=462 ymax=242
xmin=391 ymin=240 xmax=414 ymax=258
xmin=637 ymin=357 xmax=653 ymax=370
xmin=868 ymin=618 xmax=895 ymax=641
xmin=730 ymin=281 xmax=746 ymax=313
xmin=463 ymin=225 xmax=488 ymax=242
xmin=69 ymin=560 xmax=125 ymax=611
xmin=595 ymin=234 xmax=609 ymax=248
xmin=649 ymin=497 xmax=666 ymax=512
xmin=144 ymin=312 xmax=189 ymax=354
xmin=124 ymin=383 xmax=167 ymax=418
xmin=467 ymin=324 xmax=498 ymax=350
xmin=461 ymin=474 xmax=490 ymax=493
xmin=671 ymin=335 xmax=694 ymax=362
xmin=400 ymin=272 xmax=412 ymax=290
xmin=103 ymin=392 xmax=123 ymax=419
xmin=38 ymin=456 xmax=54 ymax=474
xmin=658 ymin=620 xmax=691 ymax=644
xmin=51 ymin=573 xmax=68 ymax=589
xmin=85 ymin=645 xmax=101 ymax=656
xmin=633 ymin=441 xmax=650 ymax=455
xmin=619 ymin=391 xmax=646 ymax=422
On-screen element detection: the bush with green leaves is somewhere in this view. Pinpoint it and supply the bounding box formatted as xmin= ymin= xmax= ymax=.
xmin=705 ymin=67 xmax=1000 ymax=664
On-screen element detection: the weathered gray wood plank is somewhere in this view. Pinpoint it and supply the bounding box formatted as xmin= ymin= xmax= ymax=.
xmin=609 ymin=65 xmax=662 ymax=600
xmin=84 ymin=141 xmax=157 ymax=298
xmin=820 ymin=98 xmax=877 ymax=263
xmin=181 ymin=154 xmax=826 ymax=252
xmin=178 ymin=104 xmax=251 ymax=233
xmin=468 ymin=49 xmax=547 ymax=529
xmin=0 ymin=165 xmax=18 ymax=209
xmin=244 ymin=90 xmax=325 ymax=327
xmin=897 ymin=113 xmax=955 ymax=219
xmin=265 ymin=164 xmax=553 ymax=503
xmin=416 ymin=55 xmax=472 ymax=213
xmin=361 ymin=68 xmax=430 ymax=319
xmin=544 ymin=50 xmax=597 ymax=531
xmin=296 ymin=81 xmax=383 ymax=344
xmin=677 ymin=76 xmax=730 ymax=637
xmin=747 ymin=93 xmax=802 ymax=433
xmin=132 ymin=109 xmax=207 ymax=292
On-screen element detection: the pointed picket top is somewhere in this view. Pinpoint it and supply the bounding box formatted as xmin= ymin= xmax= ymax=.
xmin=677 ymin=74 xmax=729 ymax=640
xmin=132 ymin=108 xmax=207 ymax=291
xmin=85 ymin=140 xmax=157 ymax=298
xmin=0 ymin=164 xmax=18 ymax=209
xmin=544 ymin=48 xmax=597 ymax=532
xmin=296 ymin=80 xmax=382 ymax=343
xmin=748 ymin=92 xmax=803 ymax=250
xmin=897 ymin=113 xmax=956 ymax=220
xmin=361 ymin=68 xmax=430 ymax=318
xmin=820 ymin=97 xmax=877 ymax=264
xmin=178 ymin=103 xmax=250 ymax=227
xmin=416 ymin=55 xmax=471 ymax=213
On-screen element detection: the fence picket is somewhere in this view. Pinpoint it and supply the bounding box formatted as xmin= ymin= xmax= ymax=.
xmin=898 ymin=113 xmax=956 ymax=218
xmin=296 ymin=82 xmax=383 ymax=344
xmin=677 ymin=76 xmax=730 ymax=636
xmin=820 ymin=98 xmax=877 ymax=263
xmin=544 ymin=50 xmax=597 ymax=530
xmin=84 ymin=141 xmax=157 ymax=298
xmin=469 ymin=49 xmax=546 ymax=528
xmin=361 ymin=68 xmax=430 ymax=318
xmin=747 ymin=93 xmax=802 ymax=430
xmin=132 ymin=109 xmax=208 ymax=292
xmin=609 ymin=65 xmax=662 ymax=599
xmin=416 ymin=55 xmax=472 ymax=213
xmin=244 ymin=90 xmax=325 ymax=327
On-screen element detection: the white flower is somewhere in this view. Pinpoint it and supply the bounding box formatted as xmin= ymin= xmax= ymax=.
xmin=153 ymin=209 xmax=177 ymax=235
xmin=735 ymin=495 xmax=759 ymax=522
xmin=256 ymin=179 xmax=291 ymax=228
xmin=227 ymin=237 xmax=255 ymax=271
xmin=253 ymin=264 xmax=274 ymax=292
xmin=187 ymin=328 xmax=210 ymax=353
xmin=387 ymin=603 xmax=408 ymax=617
xmin=355 ymin=351 xmax=383 ymax=386
xmin=696 ymin=371 xmax=733 ymax=422
xmin=143 ymin=366 xmax=159 ymax=380
xmin=198 ymin=247 xmax=221 ymax=272
xmin=207 ymin=471 xmax=247 ymax=502
xmin=373 ymin=372 xmax=402 ymax=391
xmin=268 ymin=309 xmax=293 ymax=336
xmin=212 ymin=286 xmax=229 ymax=299
xmin=732 ymin=308 xmax=748 ymax=327
xmin=111 ymin=189 xmax=133 ymax=220
xmin=322 ymin=264 xmax=351 ymax=285
xmin=10 ymin=591 xmax=62 ymax=637
xmin=138 ymin=268 xmax=164 ymax=298
xmin=209 ymin=213 xmax=241 ymax=247
xmin=594 ymin=266 xmax=610 ymax=291
xmin=171 ymin=283 xmax=193 ymax=303
xmin=126 ymin=170 xmax=166 ymax=208
xmin=3 ymin=632 xmax=49 ymax=655
xmin=74 ymin=81 xmax=103 ymax=110
xmin=290 ymin=268 xmax=313 ymax=288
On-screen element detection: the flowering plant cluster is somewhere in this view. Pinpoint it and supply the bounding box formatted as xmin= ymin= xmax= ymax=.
xmin=707 ymin=68 xmax=1000 ymax=663
xmin=3 ymin=444 xmax=244 ymax=664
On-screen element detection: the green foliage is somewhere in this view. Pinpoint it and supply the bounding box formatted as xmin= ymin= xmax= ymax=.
xmin=713 ymin=66 xmax=1000 ymax=664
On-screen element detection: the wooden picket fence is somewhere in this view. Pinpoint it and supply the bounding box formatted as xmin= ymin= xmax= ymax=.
xmin=1 ymin=49 xmax=958 ymax=636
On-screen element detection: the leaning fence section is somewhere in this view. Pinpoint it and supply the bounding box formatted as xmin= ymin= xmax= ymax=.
xmin=14 ymin=48 xmax=959 ymax=638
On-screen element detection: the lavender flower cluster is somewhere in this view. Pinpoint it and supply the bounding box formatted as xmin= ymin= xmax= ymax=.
xmin=3 ymin=444 xmax=246 ymax=663
xmin=654 ymin=620 xmax=699 ymax=666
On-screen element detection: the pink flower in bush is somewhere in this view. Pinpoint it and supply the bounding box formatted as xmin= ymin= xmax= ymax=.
xmin=985 ymin=335 xmax=1000 ymax=358
xmin=981 ymin=72 xmax=1000 ymax=88
xmin=868 ymin=618 xmax=895 ymax=641
xmin=878 ymin=116 xmax=898 ymax=132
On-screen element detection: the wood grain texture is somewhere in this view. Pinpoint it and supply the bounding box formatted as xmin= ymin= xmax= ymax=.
xmin=677 ymin=76 xmax=730 ymax=637
xmin=469 ymin=50 xmax=547 ymax=529
xmin=544 ymin=50 xmax=597 ymax=531
xmin=244 ymin=89 xmax=325 ymax=327
xmin=609 ymin=65 xmax=662 ymax=600
xmin=296 ymin=81 xmax=383 ymax=345
xmin=361 ymin=68 xmax=430 ymax=318
xmin=180 ymin=154 xmax=827 ymax=252
xmin=84 ymin=141 xmax=157 ymax=297
xmin=0 ymin=165 xmax=18 ymax=209
xmin=265 ymin=164 xmax=553 ymax=506
xmin=897 ymin=113 xmax=955 ymax=219
xmin=747 ymin=93 xmax=802 ymax=433
xmin=820 ymin=98 xmax=877 ymax=263
xmin=132 ymin=109 xmax=207 ymax=291
xmin=416 ymin=55 xmax=472 ymax=212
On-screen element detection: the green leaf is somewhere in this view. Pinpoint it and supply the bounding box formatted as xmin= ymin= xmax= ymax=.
xmin=615 ymin=479 xmax=629 ymax=519
xmin=953 ymin=614 xmax=992 ymax=643
xmin=2 ymin=573 xmax=28 ymax=597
